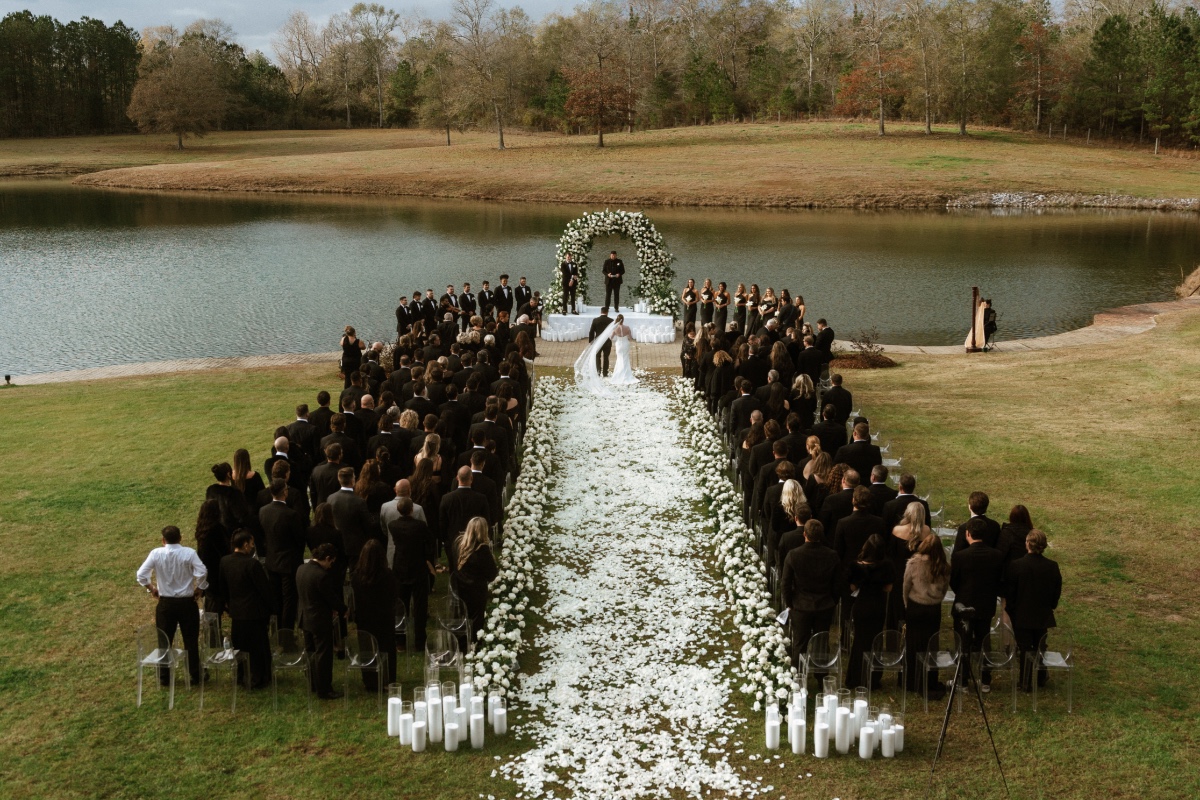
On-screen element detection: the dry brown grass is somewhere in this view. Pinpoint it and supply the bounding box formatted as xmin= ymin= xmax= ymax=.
xmin=35 ymin=121 xmax=1200 ymax=209
xmin=1177 ymin=266 xmax=1200 ymax=298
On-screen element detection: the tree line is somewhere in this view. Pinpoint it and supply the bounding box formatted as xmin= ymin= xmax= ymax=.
xmin=5 ymin=0 xmax=1200 ymax=147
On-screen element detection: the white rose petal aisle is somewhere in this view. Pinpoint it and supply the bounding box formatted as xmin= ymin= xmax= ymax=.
xmin=497 ymin=378 xmax=770 ymax=799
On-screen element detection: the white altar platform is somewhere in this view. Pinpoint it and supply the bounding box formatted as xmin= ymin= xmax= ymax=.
xmin=542 ymin=303 xmax=677 ymax=343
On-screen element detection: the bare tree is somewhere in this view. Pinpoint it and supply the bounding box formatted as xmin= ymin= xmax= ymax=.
xmin=324 ymin=12 xmax=362 ymax=127
xmin=857 ymin=0 xmax=896 ymax=136
xmin=789 ymin=0 xmax=844 ymax=113
xmin=901 ymin=0 xmax=938 ymax=133
xmin=573 ymin=1 xmax=625 ymax=146
xmin=409 ymin=19 xmax=465 ymax=144
xmin=273 ymin=11 xmax=326 ymax=105
xmin=128 ymin=28 xmax=227 ymax=148
xmin=940 ymin=0 xmax=977 ymax=135
xmin=452 ymin=0 xmax=506 ymax=148
xmin=351 ymin=3 xmax=404 ymax=127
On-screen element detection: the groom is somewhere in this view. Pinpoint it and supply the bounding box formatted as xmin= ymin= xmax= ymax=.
xmin=589 ymin=307 xmax=613 ymax=377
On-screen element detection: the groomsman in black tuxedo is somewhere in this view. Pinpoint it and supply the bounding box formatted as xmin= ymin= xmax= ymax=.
xmin=602 ymin=251 xmax=625 ymax=310
xmin=560 ymin=257 xmax=580 ymax=314
xmin=515 ymin=276 xmax=532 ymax=310
xmin=458 ymin=283 xmax=477 ymax=331
xmin=495 ymin=275 xmax=515 ymax=316
xmin=421 ymin=289 xmax=438 ymax=328
xmin=589 ymin=307 xmax=614 ymax=377
xmin=478 ymin=281 xmax=494 ymax=318
xmin=441 ymin=284 xmax=462 ymax=326
xmin=395 ymin=295 xmax=413 ymax=335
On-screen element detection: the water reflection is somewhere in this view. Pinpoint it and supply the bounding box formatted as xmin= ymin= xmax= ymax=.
xmin=0 ymin=180 xmax=1194 ymax=375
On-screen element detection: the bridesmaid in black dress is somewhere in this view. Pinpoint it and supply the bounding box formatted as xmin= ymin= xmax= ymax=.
xmin=795 ymin=294 xmax=807 ymax=331
xmin=734 ymin=283 xmax=748 ymax=333
xmin=340 ymin=325 xmax=365 ymax=388
xmin=681 ymin=279 xmax=698 ymax=330
xmin=699 ymin=279 xmax=715 ymax=327
xmin=713 ymin=282 xmax=730 ymax=333
xmin=759 ymin=287 xmax=777 ymax=326
xmin=746 ymin=284 xmax=762 ymax=336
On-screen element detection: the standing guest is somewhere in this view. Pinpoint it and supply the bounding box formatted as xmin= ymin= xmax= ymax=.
xmin=321 ymin=414 xmax=362 ymax=471
xmin=288 ymin=404 xmax=321 ymax=465
xmin=218 ymin=529 xmax=275 ymax=689
xmin=328 ymin=466 xmax=378 ymax=568
xmin=451 ymin=517 xmax=499 ymax=640
xmin=769 ymin=340 xmax=795 ymax=388
xmin=868 ymin=464 xmax=898 ymax=515
xmin=831 ymin=482 xmax=881 ymax=595
xmin=560 ymin=256 xmax=580 ymax=315
xmin=811 ymin=403 xmax=848 ymax=457
xmin=355 ymin=459 xmax=393 ymax=527
xmin=953 ymin=491 xmax=1003 ymax=553
xmin=790 ymin=375 xmax=818 ymax=427
xmin=822 ymin=373 xmax=853 ymax=425
xmin=734 ymin=283 xmax=748 ymax=333
xmin=794 ymin=294 xmax=807 ymax=330
xmin=193 ymin=499 xmax=229 ymax=616
xmin=950 ymin=517 xmax=1006 ymax=690
xmin=260 ymin=478 xmax=306 ymax=630
xmin=681 ymin=279 xmax=699 ymax=330
xmin=308 ymin=443 xmax=347 ymax=508
xmin=602 ymin=251 xmax=625 ymax=311
xmin=714 ymin=282 xmax=731 ymax=333
xmin=310 ymin=391 xmax=334 ymax=443
xmin=439 ymin=467 xmax=490 ymax=563
xmin=776 ymin=289 xmax=797 ymax=330
xmin=350 ymin=539 xmax=397 ymax=689
xmin=882 ymin=473 xmax=931 ymax=530
xmin=136 ymin=525 xmax=207 ymax=687
xmin=514 ymin=276 xmax=533 ymax=311
xmin=775 ymin=497 xmax=815 ymax=568
xmin=387 ymin=497 xmax=438 ymax=650
xmin=781 ymin=518 xmax=841 ymax=664
xmin=232 ymin=448 xmax=265 ymax=510
xmin=410 ymin=460 xmax=443 ymax=545
xmin=395 ymin=295 xmax=413 ymax=335
xmin=999 ymin=504 xmax=1036 ymax=566
xmin=340 ymin=326 xmax=366 ymax=388
xmin=1005 ymin=530 xmax=1062 ymax=691
xmin=834 ymin=424 xmax=883 ymax=493
xmin=814 ymin=319 xmax=835 ymax=363
xmin=380 ymin=479 xmax=427 ymax=545
xmin=699 ymin=278 xmax=715 ymax=327
xmin=845 ymin=534 xmax=895 ymax=689
xmin=903 ymin=533 xmax=950 ymax=696
xmin=206 ymin=462 xmax=253 ymax=544
xmin=796 ymin=335 xmax=824 ymax=387
xmin=297 ymin=544 xmax=346 ymax=700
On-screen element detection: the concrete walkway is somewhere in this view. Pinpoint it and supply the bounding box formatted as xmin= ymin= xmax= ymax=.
xmin=12 ymin=297 xmax=1199 ymax=386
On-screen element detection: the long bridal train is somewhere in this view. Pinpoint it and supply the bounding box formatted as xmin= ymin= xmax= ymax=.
xmin=574 ymin=318 xmax=638 ymax=395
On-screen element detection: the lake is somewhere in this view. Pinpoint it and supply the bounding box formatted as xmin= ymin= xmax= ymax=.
xmin=1 ymin=180 xmax=1196 ymax=376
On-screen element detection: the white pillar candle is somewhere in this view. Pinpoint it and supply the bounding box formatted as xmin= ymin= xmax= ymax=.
xmin=487 ymin=695 xmax=499 ymax=727
xmin=879 ymin=713 xmax=893 ymax=729
xmin=456 ymin=705 xmax=468 ymax=733
xmin=834 ymin=707 xmax=851 ymax=754
xmin=765 ymin=718 xmax=780 ymax=750
xmin=471 ymin=696 xmax=485 ymax=718
xmin=881 ymin=728 xmax=896 ymax=758
xmin=428 ymin=686 xmax=441 ymax=706
xmin=413 ymin=700 xmax=427 ymax=725
xmin=411 ymin=720 xmax=427 ymax=752
xmin=399 ymin=713 xmax=414 ymax=746
xmin=428 ymin=702 xmax=443 ymax=743
xmin=442 ymin=695 xmax=457 ymax=728
xmin=470 ymin=713 xmax=485 ymax=749
xmin=814 ymin=707 xmax=829 ymax=744
xmin=387 ymin=697 xmax=401 ymax=737
xmin=813 ymin=723 xmax=829 ymax=758
xmin=853 ymin=700 xmax=868 ymax=741
xmin=859 ymin=725 xmax=874 ymax=759
xmin=766 ymin=705 xmax=780 ymax=723
xmin=459 ymin=683 xmax=474 ymax=710
xmin=493 ymin=706 xmax=508 ymax=735
xmin=894 ymin=723 xmax=905 ymax=752
xmin=790 ymin=720 xmax=806 ymax=755
xmin=824 ymin=693 xmax=838 ymax=721
xmin=444 ymin=722 xmax=459 ymax=751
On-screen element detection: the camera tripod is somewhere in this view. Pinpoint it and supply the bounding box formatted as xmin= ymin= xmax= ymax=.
xmin=927 ymin=606 xmax=1011 ymax=799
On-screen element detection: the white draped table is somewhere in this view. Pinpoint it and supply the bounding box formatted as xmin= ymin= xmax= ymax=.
xmin=542 ymin=303 xmax=677 ymax=343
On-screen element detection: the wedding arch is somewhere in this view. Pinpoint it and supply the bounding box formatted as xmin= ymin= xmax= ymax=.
xmin=548 ymin=210 xmax=678 ymax=318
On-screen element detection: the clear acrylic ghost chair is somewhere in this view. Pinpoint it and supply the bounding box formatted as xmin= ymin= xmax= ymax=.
xmin=435 ymin=593 xmax=472 ymax=651
xmin=271 ymin=627 xmax=312 ymax=713
xmin=882 ymin=444 xmax=903 ymax=470
xmin=199 ymin=612 xmax=249 ymax=712
xmin=344 ymin=629 xmax=387 ymax=711
xmin=981 ymin=621 xmax=1020 ymax=713
xmin=918 ymin=630 xmax=962 ymax=712
xmin=1030 ymin=628 xmax=1074 ymax=713
xmin=864 ymin=629 xmax=906 ymax=714
xmin=424 ymin=629 xmax=463 ymax=687
xmin=136 ymin=624 xmax=189 ymax=710
xmin=799 ymin=630 xmax=842 ymax=689
xmin=394 ymin=597 xmax=412 ymax=677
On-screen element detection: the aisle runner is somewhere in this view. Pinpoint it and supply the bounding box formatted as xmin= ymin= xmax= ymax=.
xmin=499 ymin=382 xmax=764 ymax=798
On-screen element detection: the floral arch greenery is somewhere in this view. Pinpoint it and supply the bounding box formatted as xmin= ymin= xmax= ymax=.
xmin=548 ymin=209 xmax=678 ymax=318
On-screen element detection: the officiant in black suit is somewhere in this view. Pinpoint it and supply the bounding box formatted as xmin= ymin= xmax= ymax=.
xmin=560 ymin=255 xmax=580 ymax=314
xmin=603 ymin=251 xmax=625 ymax=311
xmin=589 ymin=307 xmax=614 ymax=377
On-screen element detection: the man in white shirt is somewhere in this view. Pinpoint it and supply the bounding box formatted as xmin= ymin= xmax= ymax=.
xmin=136 ymin=525 xmax=208 ymax=686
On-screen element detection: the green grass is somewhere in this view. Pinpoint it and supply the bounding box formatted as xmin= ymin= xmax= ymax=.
xmin=2 ymin=312 xmax=1200 ymax=798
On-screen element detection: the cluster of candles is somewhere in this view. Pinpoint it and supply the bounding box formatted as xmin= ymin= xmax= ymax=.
xmin=764 ymin=679 xmax=904 ymax=760
xmin=386 ymin=679 xmax=509 ymax=753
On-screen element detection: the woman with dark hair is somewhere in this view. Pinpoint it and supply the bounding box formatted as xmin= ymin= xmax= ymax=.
xmin=766 ymin=381 xmax=790 ymax=427
xmin=739 ymin=423 xmax=765 ymax=523
xmin=409 ymin=459 xmax=442 ymax=544
xmin=903 ymin=534 xmax=949 ymax=695
xmin=699 ymin=278 xmax=716 ymax=327
xmin=769 ymin=340 xmax=795 ymax=388
xmin=681 ymin=323 xmax=697 ymax=379
xmin=681 ymin=279 xmax=699 ymax=330
xmin=514 ymin=330 xmax=537 ymax=361
xmin=693 ymin=334 xmax=713 ymax=394
xmin=375 ymin=447 xmax=403 ymax=487
xmin=846 ymin=534 xmax=896 ymax=689
xmin=734 ymin=283 xmax=748 ymax=334
xmin=206 ymin=462 xmax=253 ymax=540
xmin=340 ymin=325 xmax=366 ymax=388
xmin=776 ymin=289 xmax=797 ymax=331
xmin=746 ymin=284 xmax=762 ymax=335
xmin=194 ymin=499 xmax=229 ymax=615
xmin=452 ymin=517 xmax=498 ymax=639
xmin=351 ymin=539 xmax=397 ymax=688
xmin=1000 ymin=504 xmax=1035 ymax=564
xmin=355 ymin=459 xmax=392 ymax=524
xmin=231 ymin=449 xmax=265 ymax=508
xmin=714 ymin=282 xmax=730 ymax=333
xmin=794 ymin=294 xmax=806 ymax=330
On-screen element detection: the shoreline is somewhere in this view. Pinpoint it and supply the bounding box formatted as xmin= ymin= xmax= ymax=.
xmin=12 ymin=297 xmax=1199 ymax=386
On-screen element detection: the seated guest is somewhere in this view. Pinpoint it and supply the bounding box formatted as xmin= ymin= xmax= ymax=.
xmin=219 ymin=529 xmax=275 ymax=689
xmin=451 ymin=517 xmax=499 ymax=640
xmin=136 ymin=525 xmax=207 ymax=687
xmin=903 ymin=534 xmax=949 ymax=695
xmin=1005 ymin=529 xmax=1062 ymax=691
xmin=350 ymin=539 xmax=397 ymax=689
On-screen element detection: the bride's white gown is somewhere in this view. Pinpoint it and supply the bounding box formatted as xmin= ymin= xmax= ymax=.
xmin=575 ymin=322 xmax=638 ymax=395
xmin=610 ymin=329 xmax=637 ymax=385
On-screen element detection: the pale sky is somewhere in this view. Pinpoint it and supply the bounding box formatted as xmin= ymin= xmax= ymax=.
xmin=4 ymin=0 xmax=569 ymax=55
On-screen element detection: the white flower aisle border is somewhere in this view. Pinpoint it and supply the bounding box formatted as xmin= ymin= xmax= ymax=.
xmin=670 ymin=378 xmax=798 ymax=710
xmin=548 ymin=210 xmax=678 ymax=317
xmin=468 ymin=379 xmax=563 ymax=699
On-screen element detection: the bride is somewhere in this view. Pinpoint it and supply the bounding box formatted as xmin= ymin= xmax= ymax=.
xmin=575 ymin=314 xmax=638 ymax=394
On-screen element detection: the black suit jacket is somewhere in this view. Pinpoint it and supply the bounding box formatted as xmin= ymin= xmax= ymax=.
xmin=950 ymin=541 xmax=1006 ymax=621
xmin=308 ymin=461 xmax=345 ymax=508
xmin=470 ymin=471 xmax=502 ymax=526
xmin=287 ymin=419 xmax=321 ymax=463
xmin=494 ymin=285 xmax=514 ymax=312
xmin=310 ymin=406 xmax=334 ymax=442
xmin=218 ymin=552 xmax=275 ymax=620
xmin=327 ymin=488 xmax=379 ymax=567
xmin=514 ymin=285 xmax=532 ymax=308
xmin=320 ymin=431 xmax=361 ymax=470
xmin=819 ymin=487 xmax=854 ymax=534
xmin=833 ymin=509 xmax=884 ymax=569
xmin=459 ymin=291 xmax=477 ymax=317
xmin=815 ymin=327 xmax=835 ymax=359
xmin=882 ymin=493 xmax=931 ymax=530
xmin=833 ymin=440 xmax=882 ymax=483
xmin=822 ymin=385 xmax=852 ymax=424
xmin=729 ymin=394 xmax=763 ymax=433
xmin=602 ymin=257 xmax=625 ymax=284
xmin=811 ymin=420 xmax=847 ymax=457
xmin=781 ymin=542 xmax=843 ymax=612
xmin=953 ymin=515 xmax=1003 ymax=554
xmin=439 ymin=487 xmax=491 ymax=556
xmin=296 ymin=560 xmax=344 ymax=632
xmin=778 ymin=431 xmax=810 ymax=465
xmin=260 ymin=500 xmax=307 ymax=576
xmin=589 ymin=315 xmax=613 ymax=349
xmin=1004 ymin=553 xmax=1062 ymax=629
xmin=737 ymin=356 xmax=770 ymax=390
xmin=456 ymin=446 xmax=503 ymax=488
xmin=867 ymin=482 xmax=898 ymax=515
xmin=796 ymin=347 xmax=824 ymax=383
xmin=388 ymin=516 xmax=437 ymax=584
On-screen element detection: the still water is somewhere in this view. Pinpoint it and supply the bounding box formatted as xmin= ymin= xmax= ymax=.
xmin=1 ymin=180 xmax=1195 ymax=375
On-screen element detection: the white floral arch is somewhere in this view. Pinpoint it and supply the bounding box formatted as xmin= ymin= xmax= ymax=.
xmin=549 ymin=209 xmax=677 ymax=318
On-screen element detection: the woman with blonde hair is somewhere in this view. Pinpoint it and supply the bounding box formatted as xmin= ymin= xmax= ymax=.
xmin=414 ymin=432 xmax=442 ymax=476
xmin=452 ymin=517 xmax=499 ymax=638
xmin=791 ymin=374 xmax=818 ymax=426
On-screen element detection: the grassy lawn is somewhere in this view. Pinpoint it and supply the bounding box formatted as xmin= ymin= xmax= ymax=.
xmin=0 ymin=121 xmax=1191 ymax=208
xmin=1 ymin=310 xmax=1198 ymax=798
